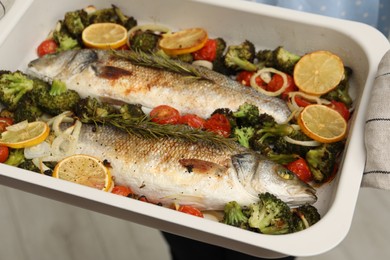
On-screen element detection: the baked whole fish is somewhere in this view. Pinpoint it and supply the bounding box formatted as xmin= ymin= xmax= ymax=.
xmin=27 ymin=49 xmax=291 ymax=123
xmin=72 ymin=122 xmax=316 ymax=210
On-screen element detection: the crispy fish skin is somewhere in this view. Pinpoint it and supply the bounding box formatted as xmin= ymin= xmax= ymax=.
xmin=75 ymin=123 xmax=316 ymax=210
xmin=27 ymin=49 xmax=291 ymax=123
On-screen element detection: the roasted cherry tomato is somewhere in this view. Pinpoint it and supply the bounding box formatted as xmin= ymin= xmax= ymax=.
xmin=236 ymin=71 xmax=265 ymax=87
xmin=286 ymin=157 xmax=312 ymax=183
xmin=0 ymin=117 xmax=13 ymax=133
xmin=0 ymin=146 xmax=9 ymax=163
xmin=111 ymin=186 xmax=133 ymax=196
xmin=204 ymin=113 xmax=231 ymax=138
xmin=192 ymin=39 xmax=217 ymax=61
xmin=179 ymin=114 xmax=206 ymax=129
xmin=293 ymin=96 xmax=312 ymax=107
xmin=178 ymin=205 xmax=204 ymax=218
xmin=328 ymin=100 xmax=350 ymax=121
xmin=150 ymin=105 xmax=181 ymax=125
xmin=37 ymin=39 xmax=58 ymax=57
xmin=267 ymin=73 xmax=297 ymax=100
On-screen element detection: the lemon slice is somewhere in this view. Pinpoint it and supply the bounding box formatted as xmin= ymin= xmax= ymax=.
xmin=293 ymin=50 xmax=344 ymax=95
xmin=159 ymin=28 xmax=208 ymax=55
xmin=82 ymin=23 xmax=127 ymax=49
xmin=53 ymin=154 xmax=114 ymax=192
xmin=0 ymin=121 xmax=50 ymax=148
xmin=298 ymin=104 xmax=347 ymax=143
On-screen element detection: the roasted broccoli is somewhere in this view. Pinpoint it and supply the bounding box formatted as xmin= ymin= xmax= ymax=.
xmin=0 ymin=71 xmax=34 ymax=111
xmin=129 ymin=30 xmax=161 ymax=53
xmin=223 ymin=40 xmax=257 ymax=72
xmin=272 ymin=130 xmax=316 ymax=157
xmin=119 ymin=103 xmax=146 ymax=119
xmin=63 ymin=9 xmax=89 ymax=37
xmin=232 ymin=102 xmax=261 ymax=127
xmin=322 ymin=66 xmax=353 ymax=107
xmin=222 ymin=201 xmax=249 ymax=229
xmin=88 ymin=5 xmax=137 ymax=30
xmin=305 ymin=142 xmax=344 ymax=182
xmin=291 ymin=204 xmax=321 ymax=232
xmin=30 ymin=79 xmax=81 ymax=116
xmin=52 ymin=24 xmax=80 ymax=52
xmin=13 ymin=94 xmax=43 ymax=123
xmin=256 ymin=46 xmax=301 ymax=74
xmin=74 ymin=97 xmax=117 ymax=122
xmin=247 ymin=193 xmax=293 ymax=235
xmin=234 ymin=126 xmax=255 ymax=148
xmin=4 ymin=149 xmax=25 ymax=167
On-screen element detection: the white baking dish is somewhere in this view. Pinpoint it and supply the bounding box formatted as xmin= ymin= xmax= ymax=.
xmin=0 ymin=0 xmax=389 ymax=258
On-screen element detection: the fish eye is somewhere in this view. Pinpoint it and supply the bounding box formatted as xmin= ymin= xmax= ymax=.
xmin=277 ymin=167 xmax=294 ymax=180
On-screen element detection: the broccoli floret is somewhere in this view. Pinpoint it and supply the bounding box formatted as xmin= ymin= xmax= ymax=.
xmin=250 ymin=140 xmax=299 ymax=164
xmin=234 ymin=126 xmax=255 ymax=148
xmin=53 ymin=27 xmax=80 ymax=52
xmin=88 ymin=5 xmax=137 ymax=30
xmin=222 ymin=201 xmax=249 ymax=229
xmin=256 ymin=46 xmax=301 ymax=74
xmin=0 ymin=71 xmax=34 ymax=111
xmin=30 ymin=80 xmax=80 ymax=116
xmin=111 ymin=4 xmax=137 ymax=30
xmin=119 ymin=103 xmax=145 ymax=119
xmin=4 ymin=149 xmax=25 ymax=167
xmin=175 ymin=53 xmax=194 ymax=63
xmin=129 ymin=30 xmax=161 ymax=53
xmin=63 ymin=9 xmax=89 ymax=37
xmin=74 ymin=97 xmax=117 ymax=123
xmin=223 ymin=40 xmax=257 ymax=71
xmin=232 ymin=102 xmax=260 ymax=127
xmin=13 ymin=94 xmax=43 ymax=123
xmin=248 ymin=193 xmax=293 ymax=235
xmin=322 ymin=66 xmax=353 ymax=107
xmin=272 ymin=130 xmax=315 ymax=157
xmin=291 ymin=204 xmax=321 ymax=232
xmin=18 ymin=159 xmax=40 ymax=173
xmin=306 ymin=142 xmax=344 ymax=182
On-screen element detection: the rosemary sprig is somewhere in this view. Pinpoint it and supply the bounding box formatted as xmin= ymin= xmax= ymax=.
xmin=84 ymin=113 xmax=235 ymax=149
xmin=111 ymin=49 xmax=210 ymax=80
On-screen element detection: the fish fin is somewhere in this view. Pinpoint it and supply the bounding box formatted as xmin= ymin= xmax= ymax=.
xmin=231 ymin=153 xmax=259 ymax=183
xmin=179 ymin=158 xmax=227 ymax=175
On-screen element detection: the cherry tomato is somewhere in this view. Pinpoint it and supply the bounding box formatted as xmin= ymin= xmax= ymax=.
xmin=327 ymin=100 xmax=350 ymax=121
xmin=192 ymin=39 xmax=217 ymax=61
xmin=150 ymin=105 xmax=181 ymax=125
xmin=177 ymin=205 xmax=204 ymax=218
xmin=236 ymin=71 xmax=265 ymax=87
xmin=37 ymin=39 xmax=58 ymax=57
xmin=179 ymin=114 xmax=206 ymax=129
xmin=267 ymin=73 xmax=297 ymax=100
xmin=204 ymin=113 xmax=231 ymax=138
xmin=286 ymin=158 xmax=312 ymax=183
xmin=0 ymin=117 xmax=13 ymax=133
xmin=294 ymin=96 xmax=312 ymax=107
xmin=111 ymin=186 xmax=133 ymax=196
xmin=0 ymin=146 xmax=9 ymax=163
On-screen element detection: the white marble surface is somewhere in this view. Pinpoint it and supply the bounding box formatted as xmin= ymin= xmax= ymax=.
xmin=0 ymin=185 xmax=389 ymax=260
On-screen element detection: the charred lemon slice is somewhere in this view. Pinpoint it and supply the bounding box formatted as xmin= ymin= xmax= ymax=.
xmin=159 ymin=27 xmax=208 ymax=55
xmin=298 ymin=104 xmax=347 ymax=143
xmin=0 ymin=121 xmax=50 ymax=148
xmin=82 ymin=23 xmax=127 ymax=49
xmin=53 ymin=154 xmax=114 ymax=192
xmin=293 ymin=50 xmax=344 ymax=96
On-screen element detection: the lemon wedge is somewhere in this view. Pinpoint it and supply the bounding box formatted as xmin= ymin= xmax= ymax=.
xmin=159 ymin=27 xmax=208 ymax=55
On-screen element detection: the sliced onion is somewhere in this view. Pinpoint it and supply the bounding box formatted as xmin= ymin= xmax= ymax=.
xmin=24 ymin=141 xmax=51 ymax=159
xmin=192 ymin=60 xmax=213 ymax=70
xmin=283 ymin=136 xmax=321 ymax=147
xmin=250 ymin=68 xmax=288 ymax=96
xmin=32 ymin=158 xmax=51 ymax=174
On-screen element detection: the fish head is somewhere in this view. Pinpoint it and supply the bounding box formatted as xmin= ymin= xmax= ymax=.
xmin=27 ymin=49 xmax=99 ymax=82
xmin=232 ymin=152 xmax=317 ymax=207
